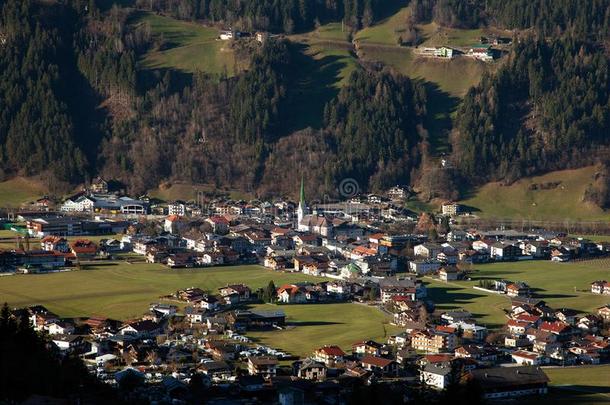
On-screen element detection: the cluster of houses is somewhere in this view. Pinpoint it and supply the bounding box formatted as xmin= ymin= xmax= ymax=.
xmin=15 ymin=284 xmax=608 ymax=402
xmin=502 ymin=297 xmax=610 ymax=367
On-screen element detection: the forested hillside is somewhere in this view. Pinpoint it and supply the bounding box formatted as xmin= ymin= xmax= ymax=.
xmin=411 ymin=0 xmax=610 ymax=38
xmin=140 ymin=0 xmax=394 ymax=32
xmin=1 ymin=0 xmax=610 ymax=204
xmin=452 ymin=38 xmax=610 ymax=184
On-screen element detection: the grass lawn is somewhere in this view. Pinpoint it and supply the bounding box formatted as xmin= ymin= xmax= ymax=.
xmin=247 ymin=302 xmax=400 ymax=357
xmin=0 ymin=264 xmax=322 ymax=320
xmin=460 ymin=166 xmax=610 ymax=221
xmin=426 ymin=260 xmax=610 ymax=328
xmin=0 ymin=177 xmax=48 ymax=208
xmin=132 ymin=12 xmax=241 ymax=76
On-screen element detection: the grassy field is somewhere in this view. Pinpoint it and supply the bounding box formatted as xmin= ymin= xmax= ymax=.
xmin=0 ymin=177 xmax=48 ymax=208
xmin=247 ymin=302 xmax=399 ymax=357
xmin=0 ymin=264 xmax=322 ymax=320
xmin=426 ymin=260 xmax=610 ymax=328
xmin=460 ymin=166 xmax=610 ymax=221
xmin=132 ymin=12 xmax=242 ymax=75
xmin=532 ymin=366 xmax=610 ymax=404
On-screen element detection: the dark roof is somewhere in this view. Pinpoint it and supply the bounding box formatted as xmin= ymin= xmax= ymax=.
xmin=469 ymin=366 xmax=549 ymax=390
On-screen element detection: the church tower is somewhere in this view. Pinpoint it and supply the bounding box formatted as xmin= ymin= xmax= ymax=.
xmin=297 ymin=176 xmax=307 ymax=225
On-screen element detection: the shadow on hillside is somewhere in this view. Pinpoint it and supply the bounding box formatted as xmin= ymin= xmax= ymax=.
xmin=375 ymin=0 xmax=410 ymax=23
xmin=420 ymin=81 xmax=460 ymax=156
xmin=285 ymin=42 xmax=348 ymax=131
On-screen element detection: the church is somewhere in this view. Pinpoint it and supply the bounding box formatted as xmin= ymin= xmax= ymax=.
xmin=297 ymin=178 xmax=332 ymax=237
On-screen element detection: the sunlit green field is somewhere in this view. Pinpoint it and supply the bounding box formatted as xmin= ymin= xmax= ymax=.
xmin=133 ymin=12 xmax=241 ymax=75
xmin=0 ymin=264 xmax=321 ymax=320
xmin=460 ymin=166 xmax=610 ymax=221
xmin=247 ymin=302 xmax=399 ymax=357
xmin=427 ymin=260 xmax=610 ymax=328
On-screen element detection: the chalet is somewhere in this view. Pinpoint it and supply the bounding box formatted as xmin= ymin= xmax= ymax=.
xmin=597 ymin=305 xmax=610 ymax=321
xmin=69 ymin=239 xmax=97 ymax=260
xmin=164 ymin=215 xmax=188 ymax=234
xmin=206 ymin=216 xmax=229 ymax=234
xmin=119 ymin=320 xmax=161 ymax=338
xmin=40 ymin=236 xmax=69 ymax=253
xmin=360 ymin=355 xmax=398 ymax=377
xmin=454 ymin=345 xmax=498 ymax=364
xmin=296 ymin=359 xmax=327 ymax=380
xmin=52 ymin=334 xmax=85 ymax=352
xmin=218 ymin=284 xmax=251 ymax=301
xmin=206 ymin=341 xmax=238 ymax=361
xmin=340 ymin=262 xmax=362 ymax=279
xmin=414 ymin=243 xmax=443 ymax=259
xmin=468 ymin=366 xmax=549 ymax=399
xmin=459 ymin=249 xmax=490 ymax=264
xmin=166 ymin=253 xmax=195 ymax=268
xmin=551 ymin=247 xmax=571 ymax=262
xmin=264 ymin=254 xmax=289 ymax=270
xmin=313 ymin=345 xmax=346 ymax=367
xmin=277 ymin=284 xmax=307 ymax=304
xmin=439 ymin=265 xmax=459 ymax=281
xmin=247 ymin=356 xmax=278 ymax=379
xmin=555 ymin=308 xmax=579 ymax=325
xmin=184 ymin=306 xmax=205 ymax=324
xmin=199 ymin=361 xmax=231 ymax=380
xmin=591 ymin=280 xmax=610 ymax=295
xmin=178 ymin=287 xmax=205 ymax=302
xmin=506 ymin=282 xmax=530 ymax=297
xmin=539 ymin=321 xmax=573 ymax=340
xmin=352 ymin=340 xmax=384 ymax=357
xmin=46 ymin=321 xmax=75 ymax=335
xmin=198 ymin=295 xmax=220 ymax=311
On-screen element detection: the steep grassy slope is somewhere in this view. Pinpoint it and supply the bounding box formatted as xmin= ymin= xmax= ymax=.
xmin=0 ymin=177 xmax=48 ymax=208
xmin=460 ymin=166 xmax=610 ymax=221
xmin=132 ymin=12 xmax=242 ymax=75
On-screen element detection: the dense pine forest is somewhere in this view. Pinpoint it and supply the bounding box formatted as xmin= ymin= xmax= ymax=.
xmin=1 ymin=0 xmax=610 ymax=201
xmin=139 ymin=0 xmax=391 ymax=32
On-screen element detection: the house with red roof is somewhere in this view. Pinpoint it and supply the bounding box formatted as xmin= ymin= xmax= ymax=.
xmin=41 ymin=236 xmax=70 ymax=253
xmin=539 ymin=321 xmax=573 ymax=340
xmin=361 ymin=355 xmax=398 ymax=376
xmin=206 ymin=215 xmax=230 ymax=235
xmin=277 ymin=284 xmax=307 ymax=304
xmin=313 ymin=345 xmax=346 ymax=366
xmin=70 ymin=239 xmax=97 ymax=260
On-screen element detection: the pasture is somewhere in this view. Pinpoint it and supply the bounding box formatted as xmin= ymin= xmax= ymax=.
xmin=426 ymin=259 xmax=610 ymax=328
xmin=132 ymin=12 xmax=242 ymax=76
xmin=0 ymin=264 xmax=321 ymax=320
xmin=459 ymin=166 xmax=610 ymax=221
xmin=247 ymin=302 xmax=399 ymax=357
